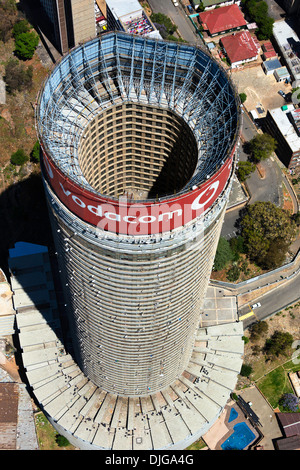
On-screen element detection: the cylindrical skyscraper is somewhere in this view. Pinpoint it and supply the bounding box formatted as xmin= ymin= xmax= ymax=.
xmin=36 ymin=32 xmax=240 ymax=399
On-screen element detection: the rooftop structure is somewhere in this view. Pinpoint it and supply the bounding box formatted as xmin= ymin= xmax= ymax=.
xmin=262 ymin=41 xmax=277 ymax=61
xmin=198 ymin=4 xmax=247 ymax=36
xmin=35 ymin=31 xmax=241 ymax=449
xmin=262 ymin=57 xmax=282 ymax=75
xmin=264 ymin=106 xmax=300 ymax=174
xmin=273 ymin=20 xmax=300 ymax=87
xmin=105 ymin=0 xmax=161 ymax=39
xmin=274 ymin=66 xmax=290 ymax=82
xmin=220 ymin=31 xmax=260 ymax=68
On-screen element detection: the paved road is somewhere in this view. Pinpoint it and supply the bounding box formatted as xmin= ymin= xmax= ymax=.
xmin=221 ymin=111 xmax=294 ymax=239
xmin=147 ymin=0 xmax=202 ymax=45
xmin=238 ymin=273 xmax=300 ymax=328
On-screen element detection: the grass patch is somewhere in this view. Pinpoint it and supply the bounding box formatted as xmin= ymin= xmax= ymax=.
xmin=257 ymin=367 xmax=293 ymax=409
xmin=186 ymin=438 xmax=207 ymax=450
xmin=35 ymin=412 xmax=75 ymax=450
xmin=255 ymin=355 xmax=300 ymax=409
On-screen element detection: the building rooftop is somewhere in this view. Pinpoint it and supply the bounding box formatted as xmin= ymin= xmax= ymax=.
xmin=199 ymin=4 xmax=247 ymax=35
xmin=106 ymin=0 xmax=142 ymax=19
xmin=221 ymin=31 xmax=260 ymax=64
xmin=276 ymin=413 xmax=300 ymax=438
xmin=268 ymin=107 xmax=300 ymax=153
xmin=273 ymin=20 xmax=300 ymax=85
xmin=263 ymin=57 xmax=282 ymax=71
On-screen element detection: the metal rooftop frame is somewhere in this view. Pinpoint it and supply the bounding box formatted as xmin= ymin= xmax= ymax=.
xmin=36 ymin=31 xmax=240 ymax=202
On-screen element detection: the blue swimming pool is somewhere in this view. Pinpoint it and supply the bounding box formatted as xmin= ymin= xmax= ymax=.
xmin=221 ymin=422 xmax=256 ymax=450
xmin=228 ymin=408 xmax=238 ymax=423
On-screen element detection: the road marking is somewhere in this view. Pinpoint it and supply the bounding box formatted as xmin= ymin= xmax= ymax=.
xmin=239 ymin=304 xmax=259 ymax=321
xmin=239 ymin=311 xmax=254 ymax=321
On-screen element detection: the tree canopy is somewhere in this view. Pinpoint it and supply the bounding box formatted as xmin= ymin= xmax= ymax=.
xmin=264 ymin=330 xmax=294 ymax=357
xmin=14 ymin=30 xmax=39 ymax=60
xmin=240 ymin=201 xmax=296 ymax=268
xmin=249 ymin=133 xmax=277 ymax=163
xmin=236 ymin=160 xmax=256 ymax=182
xmin=242 ymin=0 xmax=274 ymax=39
xmin=10 ymin=149 xmax=28 ymax=166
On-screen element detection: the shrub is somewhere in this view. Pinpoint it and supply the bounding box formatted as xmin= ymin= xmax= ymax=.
xmin=279 ymin=393 xmax=299 ymax=412
xmin=226 ymin=264 xmax=240 ymax=282
xmin=30 ymin=141 xmax=40 ymax=163
xmin=240 ymin=364 xmax=253 ymax=377
xmin=264 ymin=330 xmax=294 ymax=357
xmin=10 ymin=149 xmax=28 ymax=166
xmin=12 ymin=19 xmax=30 ymax=38
xmin=14 ymin=30 xmax=39 ymax=60
xmin=239 ymin=93 xmax=247 ymax=103
xmin=249 ymin=321 xmax=268 ymax=341
xmin=4 ymin=58 xmax=33 ymax=93
xmin=55 ymin=434 xmax=70 ymax=447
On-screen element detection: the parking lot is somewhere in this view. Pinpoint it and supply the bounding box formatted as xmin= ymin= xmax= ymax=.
xmin=230 ymin=64 xmax=292 ymax=117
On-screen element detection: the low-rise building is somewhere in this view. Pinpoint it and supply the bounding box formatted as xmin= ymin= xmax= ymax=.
xmin=105 ymin=0 xmax=161 ymax=39
xmin=220 ymin=31 xmax=260 ymax=68
xmin=273 ymin=20 xmax=300 ymax=87
xmin=262 ymin=57 xmax=282 ymax=75
xmin=198 ymin=4 xmax=247 ymax=36
xmin=264 ymin=106 xmax=300 ymax=175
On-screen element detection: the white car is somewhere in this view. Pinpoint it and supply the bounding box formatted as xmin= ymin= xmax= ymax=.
xmin=173 ymin=0 xmax=179 ymax=6
xmin=251 ymin=302 xmax=261 ymax=309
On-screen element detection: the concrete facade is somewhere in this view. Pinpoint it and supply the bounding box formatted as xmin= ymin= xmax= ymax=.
xmin=34 ymin=32 xmax=242 ymax=448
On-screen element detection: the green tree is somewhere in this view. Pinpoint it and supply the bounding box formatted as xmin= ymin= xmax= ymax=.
xmin=236 ymin=160 xmax=256 ymax=181
xmin=249 ymin=133 xmax=277 ymax=163
xmin=242 ymin=0 xmax=274 ymax=39
xmin=240 ymin=364 xmax=253 ymax=377
xmin=239 ymin=93 xmax=247 ymax=104
xmin=230 ymin=236 xmax=245 ymax=257
xmin=10 ymin=149 xmax=28 ymax=166
xmin=256 ymin=15 xmax=274 ymax=40
xmin=55 ymin=434 xmax=70 ymax=447
xmin=240 ymin=201 xmax=296 ymax=268
xmin=150 ymin=13 xmax=177 ymax=35
xmin=30 ymin=140 xmax=40 ymax=163
xmin=264 ymin=330 xmax=294 ymax=357
xmin=213 ymin=236 xmax=233 ymax=271
xmin=12 ymin=19 xmax=30 ymax=37
xmin=14 ymin=30 xmax=39 ymax=60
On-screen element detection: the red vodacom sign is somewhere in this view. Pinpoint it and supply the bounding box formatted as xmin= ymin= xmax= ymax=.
xmin=42 ymin=148 xmax=233 ymax=235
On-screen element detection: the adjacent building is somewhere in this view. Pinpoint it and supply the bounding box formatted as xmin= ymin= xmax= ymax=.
xmin=273 ymin=20 xmax=300 ymax=87
xmin=264 ymin=106 xmax=300 ymax=175
xmin=220 ymin=30 xmax=260 ymax=68
xmin=36 ymin=0 xmax=96 ymax=54
xmin=105 ymin=0 xmax=161 ymax=39
xmin=198 ymin=4 xmax=247 ymax=37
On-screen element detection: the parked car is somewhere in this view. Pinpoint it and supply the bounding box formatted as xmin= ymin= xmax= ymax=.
xmin=251 ymin=302 xmax=261 ymax=309
xmin=173 ymin=0 xmax=179 ymax=6
xmin=278 ymin=90 xmax=285 ymax=98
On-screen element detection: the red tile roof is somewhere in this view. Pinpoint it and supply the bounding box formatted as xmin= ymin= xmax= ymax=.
xmin=221 ymin=31 xmax=260 ymax=64
xmin=263 ymin=50 xmax=277 ymax=59
xmin=199 ymin=4 xmax=247 ymax=35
